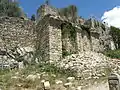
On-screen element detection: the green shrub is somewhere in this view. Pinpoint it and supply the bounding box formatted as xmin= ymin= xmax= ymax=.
xmin=110 ymin=26 xmax=120 ymax=49
xmin=31 ymin=14 xmax=36 ymax=21
xmin=104 ymin=49 xmax=120 ymax=59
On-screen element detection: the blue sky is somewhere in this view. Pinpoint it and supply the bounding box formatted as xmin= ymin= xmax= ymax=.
xmin=19 ymin=0 xmax=120 ymax=20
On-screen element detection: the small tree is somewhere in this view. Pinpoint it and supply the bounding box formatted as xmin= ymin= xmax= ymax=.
xmin=31 ymin=14 xmax=36 ymax=21
xmin=45 ymin=0 xmax=50 ymax=5
xmin=110 ymin=26 xmax=120 ymax=49
xmin=0 ymin=0 xmax=24 ymax=17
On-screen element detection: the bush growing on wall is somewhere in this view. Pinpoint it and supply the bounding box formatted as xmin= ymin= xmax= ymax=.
xmin=31 ymin=14 xmax=36 ymax=21
xmin=110 ymin=26 xmax=120 ymax=49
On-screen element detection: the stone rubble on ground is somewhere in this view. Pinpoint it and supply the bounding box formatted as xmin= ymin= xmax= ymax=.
xmin=43 ymin=81 xmax=51 ymax=90
xmin=76 ymin=86 xmax=82 ymax=90
xmin=57 ymin=51 xmax=117 ymax=79
xmin=26 ymin=74 xmax=41 ymax=81
xmin=67 ymin=77 xmax=75 ymax=82
xmin=55 ymin=80 xmax=63 ymax=84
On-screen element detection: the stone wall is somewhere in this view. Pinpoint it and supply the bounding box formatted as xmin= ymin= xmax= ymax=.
xmin=49 ymin=25 xmax=62 ymax=63
xmin=83 ymin=18 xmax=114 ymax=52
xmin=36 ymin=17 xmax=50 ymax=62
xmin=0 ymin=17 xmax=35 ymax=49
xmin=36 ymin=4 xmax=115 ymax=55
xmin=81 ymin=29 xmax=92 ymax=52
xmin=61 ymin=23 xmax=77 ymax=56
xmin=0 ymin=16 xmax=36 ymax=67
xmin=0 ymin=4 xmax=112 ymax=66
xmin=36 ymin=15 xmax=114 ymax=62
xmin=36 ymin=16 xmax=62 ymax=62
xmin=37 ymin=4 xmax=58 ymax=22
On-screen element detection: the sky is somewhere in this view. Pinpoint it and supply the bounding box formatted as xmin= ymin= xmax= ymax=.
xmin=19 ymin=0 xmax=120 ymax=28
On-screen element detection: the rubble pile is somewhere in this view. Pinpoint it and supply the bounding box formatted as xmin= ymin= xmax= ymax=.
xmin=57 ymin=51 xmax=116 ymax=79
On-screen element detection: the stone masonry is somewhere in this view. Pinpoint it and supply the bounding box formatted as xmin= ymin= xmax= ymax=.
xmin=0 ymin=4 xmax=119 ymax=90
xmin=36 ymin=16 xmax=62 ymax=62
xmin=0 ymin=4 xmax=116 ymax=66
xmin=0 ymin=16 xmax=35 ymax=49
xmin=0 ymin=16 xmax=36 ymax=68
xmin=36 ymin=4 xmax=115 ymax=62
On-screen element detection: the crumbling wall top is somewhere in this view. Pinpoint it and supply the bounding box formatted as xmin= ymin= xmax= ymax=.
xmin=37 ymin=4 xmax=58 ymax=21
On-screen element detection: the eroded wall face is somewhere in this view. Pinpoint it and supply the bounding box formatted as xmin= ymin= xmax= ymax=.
xmin=76 ymin=26 xmax=112 ymax=53
xmin=76 ymin=29 xmax=91 ymax=52
xmin=61 ymin=24 xmax=77 ymax=57
xmin=36 ymin=23 xmax=50 ymax=61
xmin=84 ymin=19 xmax=114 ymax=52
xmin=91 ymin=32 xmax=101 ymax=52
xmin=0 ymin=17 xmax=35 ymax=49
xmin=49 ymin=25 xmax=62 ymax=62
xmin=76 ymin=31 xmax=83 ymax=52
xmin=91 ymin=25 xmax=112 ymax=52
xmin=81 ymin=30 xmax=91 ymax=51
xmin=36 ymin=21 xmax=62 ymax=62
xmin=37 ymin=4 xmax=58 ymax=22
xmin=0 ymin=17 xmax=36 ymax=65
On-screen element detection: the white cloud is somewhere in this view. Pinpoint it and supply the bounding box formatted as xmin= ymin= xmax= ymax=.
xmin=101 ymin=6 xmax=120 ymax=28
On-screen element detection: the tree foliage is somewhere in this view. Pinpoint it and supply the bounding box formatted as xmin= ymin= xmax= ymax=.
xmin=45 ymin=0 xmax=50 ymax=5
xmin=31 ymin=14 xmax=36 ymax=21
xmin=110 ymin=26 xmax=120 ymax=49
xmin=0 ymin=0 xmax=23 ymax=17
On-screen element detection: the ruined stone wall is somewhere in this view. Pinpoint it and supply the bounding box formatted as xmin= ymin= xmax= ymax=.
xmin=61 ymin=23 xmax=77 ymax=56
xmin=36 ymin=16 xmax=62 ymax=62
xmin=76 ymin=28 xmax=92 ymax=52
xmin=37 ymin=4 xmax=58 ymax=22
xmin=49 ymin=25 xmax=62 ymax=62
xmin=0 ymin=17 xmax=36 ymax=66
xmin=89 ymin=19 xmax=113 ymax=52
xmin=36 ymin=18 xmax=50 ymax=61
xmin=36 ymin=15 xmax=114 ymax=62
xmin=36 ymin=4 xmax=114 ymax=55
xmin=82 ymin=18 xmax=114 ymax=52
xmin=0 ymin=17 xmax=35 ymax=49
xmin=81 ymin=29 xmax=92 ymax=52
